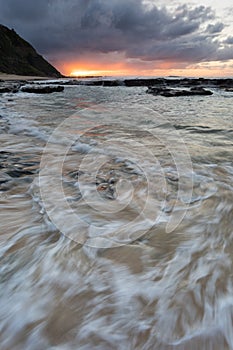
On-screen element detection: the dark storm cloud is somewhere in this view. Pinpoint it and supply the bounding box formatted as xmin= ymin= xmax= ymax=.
xmin=206 ymin=22 xmax=224 ymax=34
xmin=0 ymin=0 xmax=231 ymax=64
xmin=0 ymin=0 xmax=49 ymax=21
xmin=225 ymin=36 xmax=233 ymax=45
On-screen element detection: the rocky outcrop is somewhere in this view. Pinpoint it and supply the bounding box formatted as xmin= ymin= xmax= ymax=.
xmin=0 ymin=82 xmax=21 ymax=93
xmin=0 ymin=86 xmax=13 ymax=93
xmin=0 ymin=81 xmax=64 ymax=94
xmin=23 ymin=77 xmax=233 ymax=90
xmin=0 ymin=24 xmax=62 ymax=77
xmin=20 ymin=85 xmax=64 ymax=94
xmin=123 ymin=78 xmax=233 ymax=89
xmin=146 ymin=86 xmax=213 ymax=97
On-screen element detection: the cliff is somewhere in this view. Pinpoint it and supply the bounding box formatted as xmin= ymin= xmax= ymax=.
xmin=0 ymin=24 xmax=62 ymax=77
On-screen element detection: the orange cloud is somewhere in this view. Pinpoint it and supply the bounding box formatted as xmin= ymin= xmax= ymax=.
xmin=55 ymin=53 xmax=131 ymax=76
xmin=52 ymin=53 xmax=233 ymax=78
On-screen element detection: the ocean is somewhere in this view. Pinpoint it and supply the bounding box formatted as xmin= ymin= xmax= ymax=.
xmin=0 ymin=80 xmax=233 ymax=349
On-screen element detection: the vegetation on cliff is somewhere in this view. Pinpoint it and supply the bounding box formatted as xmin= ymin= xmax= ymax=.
xmin=0 ymin=24 xmax=61 ymax=77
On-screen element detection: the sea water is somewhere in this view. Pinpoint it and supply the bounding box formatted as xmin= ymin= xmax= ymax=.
xmin=0 ymin=82 xmax=233 ymax=349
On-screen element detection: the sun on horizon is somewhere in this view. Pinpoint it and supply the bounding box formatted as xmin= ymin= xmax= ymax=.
xmin=52 ymin=50 xmax=233 ymax=78
xmin=55 ymin=56 xmax=233 ymax=78
xmin=70 ymin=69 xmax=122 ymax=77
xmin=66 ymin=64 xmax=233 ymax=78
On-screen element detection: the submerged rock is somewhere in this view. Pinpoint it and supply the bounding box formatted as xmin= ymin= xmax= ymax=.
xmin=97 ymin=182 xmax=115 ymax=200
xmin=20 ymin=85 xmax=64 ymax=94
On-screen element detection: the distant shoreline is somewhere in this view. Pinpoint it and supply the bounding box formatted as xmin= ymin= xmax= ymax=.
xmin=1 ymin=73 xmax=233 ymax=82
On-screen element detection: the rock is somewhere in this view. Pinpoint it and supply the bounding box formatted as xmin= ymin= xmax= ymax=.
xmin=97 ymin=183 xmax=109 ymax=191
xmin=190 ymin=87 xmax=213 ymax=95
xmin=67 ymin=170 xmax=84 ymax=179
xmin=0 ymin=87 xmax=12 ymax=93
xmin=124 ymin=78 xmax=166 ymax=87
xmin=0 ymin=172 xmax=11 ymax=185
xmin=108 ymin=177 xmax=116 ymax=184
xmin=97 ymin=182 xmax=115 ymax=199
xmin=20 ymin=85 xmax=64 ymax=94
xmin=66 ymin=77 xmax=233 ymax=89
xmin=225 ymin=88 xmax=233 ymax=92
xmin=0 ymin=82 xmax=21 ymax=94
xmin=146 ymin=86 xmax=213 ymax=97
xmin=0 ymin=86 xmax=19 ymax=93
xmin=6 ymin=169 xmax=34 ymax=178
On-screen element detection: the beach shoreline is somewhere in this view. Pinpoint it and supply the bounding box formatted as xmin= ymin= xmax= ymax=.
xmin=0 ymin=73 xmax=57 ymax=81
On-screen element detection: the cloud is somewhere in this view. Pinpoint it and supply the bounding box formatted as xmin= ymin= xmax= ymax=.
xmin=0 ymin=0 xmax=232 ymax=66
xmin=225 ymin=36 xmax=233 ymax=45
xmin=0 ymin=0 xmax=49 ymax=21
xmin=216 ymin=47 xmax=233 ymax=60
xmin=206 ymin=22 xmax=224 ymax=34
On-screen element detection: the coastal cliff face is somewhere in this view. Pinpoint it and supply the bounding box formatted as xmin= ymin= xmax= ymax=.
xmin=0 ymin=24 xmax=62 ymax=77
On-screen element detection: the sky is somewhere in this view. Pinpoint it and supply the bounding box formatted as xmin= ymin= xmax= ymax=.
xmin=0 ymin=0 xmax=233 ymax=77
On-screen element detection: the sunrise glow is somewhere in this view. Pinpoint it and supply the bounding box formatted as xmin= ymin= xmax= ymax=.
xmin=54 ymin=54 xmax=233 ymax=78
xmin=70 ymin=69 xmax=119 ymax=77
xmin=59 ymin=61 xmax=233 ymax=78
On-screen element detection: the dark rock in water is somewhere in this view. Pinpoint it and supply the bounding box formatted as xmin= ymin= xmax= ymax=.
xmin=225 ymin=88 xmax=233 ymax=92
xmin=0 ymin=172 xmax=11 ymax=183
xmin=0 ymin=24 xmax=62 ymax=77
xmin=124 ymin=78 xmax=165 ymax=87
xmin=97 ymin=182 xmax=115 ymax=200
xmin=0 ymin=82 xmax=21 ymax=94
xmin=108 ymin=177 xmax=116 ymax=184
xmin=20 ymin=85 xmax=64 ymax=94
xmin=6 ymin=169 xmax=34 ymax=178
xmin=0 ymin=87 xmax=12 ymax=93
xmin=146 ymin=86 xmax=213 ymax=97
xmin=67 ymin=170 xmax=84 ymax=179
xmin=70 ymin=77 xmax=233 ymax=89
xmin=189 ymin=87 xmax=213 ymax=95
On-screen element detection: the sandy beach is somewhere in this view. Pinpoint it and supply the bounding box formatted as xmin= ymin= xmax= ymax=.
xmin=0 ymin=73 xmax=55 ymax=81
